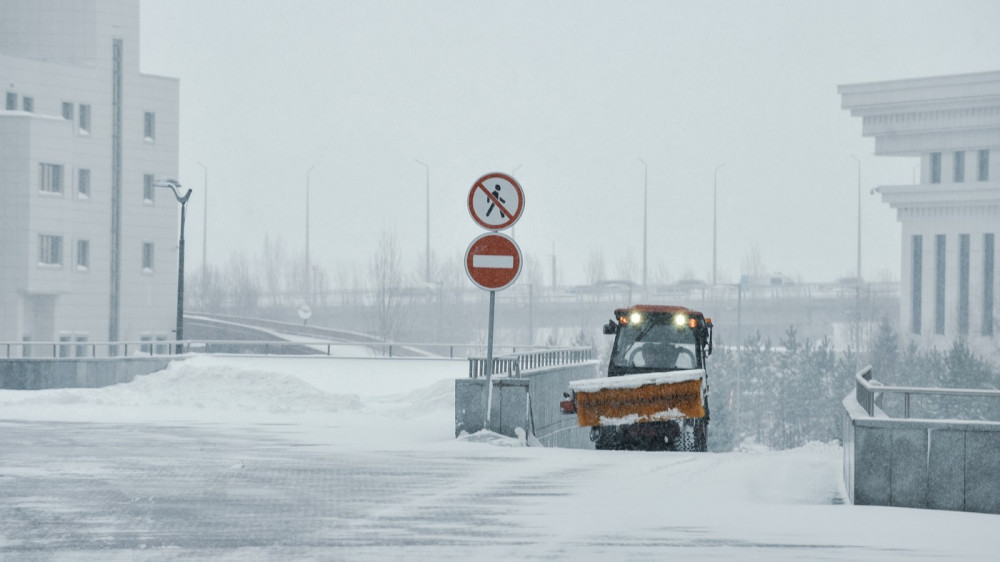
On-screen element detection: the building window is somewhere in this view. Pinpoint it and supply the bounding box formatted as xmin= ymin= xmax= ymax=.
xmin=954 ymin=151 xmax=965 ymax=183
xmin=22 ymin=96 xmax=34 ymax=112
xmin=76 ymin=239 xmax=90 ymax=271
xmin=143 ymin=174 xmax=155 ymax=203
xmin=912 ymin=235 xmax=922 ymax=335
xmin=142 ymin=242 xmax=154 ymax=272
xmin=985 ymin=234 xmax=995 ymax=337
xmin=79 ymin=103 xmax=91 ymax=133
xmin=78 ymin=168 xmax=90 ymax=198
xmin=5 ymin=92 xmax=15 ymax=110
xmin=140 ymin=334 xmax=153 ymax=354
xmin=155 ymin=335 xmax=168 ymax=355
xmin=930 ymin=153 xmax=941 ymax=184
xmin=144 ymin=111 xmax=156 ymax=141
xmin=40 ymin=163 xmax=64 ymax=194
xmin=62 ymin=102 xmax=74 ymax=120
xmin=979 ymin=150 xmax=991 ymax=182
xmin=935 ymin=234 xmax=946 ymax=335
xmin=959 ymin=234 xmax=970 ymax=335
xmin=39 ymin=235 xmax=63 ymax=266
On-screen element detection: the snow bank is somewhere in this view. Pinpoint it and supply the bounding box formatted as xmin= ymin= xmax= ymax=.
xmin=0 ymin=355 xmax=467 ymax=429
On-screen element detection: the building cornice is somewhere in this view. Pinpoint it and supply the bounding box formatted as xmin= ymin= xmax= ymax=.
xmin=878 ymin=183 xmax=1000 ymax=210
xmin=840 ymin=71 xmax=1000 ymax=156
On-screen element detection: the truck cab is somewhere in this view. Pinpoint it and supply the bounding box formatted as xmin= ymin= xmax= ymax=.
xmin=605 ymin=305 xmax=712 ymax=376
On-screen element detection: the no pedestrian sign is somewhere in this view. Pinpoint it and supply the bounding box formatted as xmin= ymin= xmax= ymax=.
xmin=465 ymin=233 xmax=522 ymax=291
xmin=468 ymin=172 xmax=524 ymax=231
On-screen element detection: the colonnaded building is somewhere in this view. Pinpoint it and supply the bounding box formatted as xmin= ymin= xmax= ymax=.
xmin=0 ymin=0 xmax=179 ymax=356
xmin=840 ymin=71 xmax=1000 ymax=355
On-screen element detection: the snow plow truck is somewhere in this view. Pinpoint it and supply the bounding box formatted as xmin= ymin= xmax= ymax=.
xmin=560 ymin=305 xmax=713 ymax=451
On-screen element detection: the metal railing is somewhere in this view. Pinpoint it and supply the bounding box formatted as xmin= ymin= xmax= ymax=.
xmin=854 ymin=365 xmax=1000 ymax=419
xmin=1 ymin=339 xmax=580 ymax=360
xmin=467 ymin=347 xmax=595 ymax=378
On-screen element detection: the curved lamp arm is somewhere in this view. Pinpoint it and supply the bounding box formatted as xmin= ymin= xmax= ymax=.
xmin=154 ymin=177 xmax=192 ymax=204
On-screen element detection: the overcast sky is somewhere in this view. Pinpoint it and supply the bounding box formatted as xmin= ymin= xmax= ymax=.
xmin=138 ymin=0 xmax=1000 ymax=287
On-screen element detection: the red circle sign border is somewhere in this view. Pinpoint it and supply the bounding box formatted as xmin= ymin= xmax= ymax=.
xmin=467 ymin=172 xmax=525 ymax=231
xmin=464 ymin=232 xmax=523 ymax=291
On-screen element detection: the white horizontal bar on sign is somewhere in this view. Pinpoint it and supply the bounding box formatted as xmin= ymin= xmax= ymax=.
xmin=473 ymin=254 xmax=514 ymax=269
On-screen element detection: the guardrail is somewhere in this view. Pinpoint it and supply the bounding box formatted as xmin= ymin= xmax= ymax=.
xmin=467 ymin=347 xmax=595 ymax=378
xmin=845 ymin=366 xmax=1000 ymax=514
xmin=855 ymin=366 xmax=1000 ymax=419
xmin=1 ymin=339 xmax=574 ymax=360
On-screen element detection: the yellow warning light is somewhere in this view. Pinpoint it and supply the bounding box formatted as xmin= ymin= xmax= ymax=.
xmin=688 ymin=318 xmax=698 ymax=328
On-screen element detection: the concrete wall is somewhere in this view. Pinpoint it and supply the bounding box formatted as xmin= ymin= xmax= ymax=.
xmin=455 ymin=361 xmax=599 ymax=449
xmin=0 ymin=357 xmax=178 ymax=390
xmin=843 ymin=395 xmax=1000 ymax=514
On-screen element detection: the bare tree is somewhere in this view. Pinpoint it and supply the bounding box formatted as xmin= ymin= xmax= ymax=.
xmin=740 ymin=245 xmax=767 ymax=285
xmin=187 ymin=265 xmax=225 ymax=312
xmin=260 ymin=234 xmax=287 ymax=307
xmin=651 ymin=261 xmax=673 ymax=287
xmin=227 ymin=250 xmax=260 ymax=314
xmin=368 ymin=230 xmax=407 ymax=342
xmin=585 ymin=249 xmax=606 ymax=285
xmin=616 ymin=248 xmax=638 ymax=283
xmin=521 ymin=252 xmax=543 ymax=287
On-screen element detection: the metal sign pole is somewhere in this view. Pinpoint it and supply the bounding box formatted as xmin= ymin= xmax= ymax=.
xmin=484 ymin=290 xmax=496 ymax=428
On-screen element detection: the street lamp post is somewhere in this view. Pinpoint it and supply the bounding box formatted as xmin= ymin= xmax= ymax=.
xmin=197 ymin=162 xmax=207 ymax=275
xmin=713 ymin=162 xmax=726 ymax=286
xmin=306 ymin=165 xmax=315 ymax=301
xmin=638 ymin=158 xmax=647 ymax=291
xmin=415 ymin=159 xmax=430 ymax=283
xmin=156 ymin=178 xmax=192 ymax=354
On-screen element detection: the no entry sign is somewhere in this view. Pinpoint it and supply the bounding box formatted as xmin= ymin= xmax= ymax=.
xmin=465 ymin=232 xmax=522 ymax=291
xmin=468 ymin=172 xmax=524 ymax=231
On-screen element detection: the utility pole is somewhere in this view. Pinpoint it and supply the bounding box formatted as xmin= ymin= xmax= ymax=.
xmin=713 ymin=162 xmax=726 ymax=286
xmin=638 ymin=158 xmax=648 ymax=291
xmin=197 ymin=162 xmax=207 ymax=274
xmin=416 ymin=159 xmax=430 ymax=283
xmin=306 ymin=165 xmax=316 ymax=302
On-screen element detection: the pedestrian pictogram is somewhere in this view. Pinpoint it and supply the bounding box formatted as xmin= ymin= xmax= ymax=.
xmin=468 ymin=172 xmax=524 ymax=231
xmin=465 ymin=232 xmax=522 ymax=291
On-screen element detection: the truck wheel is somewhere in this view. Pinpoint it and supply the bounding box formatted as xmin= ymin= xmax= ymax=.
xmin=592 ymin=427 xmax=618 ymax=450
xmin=675 ymin=425 xmax=696 ymax=452
xmin=694 ymin=419 xmax=708 ymax=452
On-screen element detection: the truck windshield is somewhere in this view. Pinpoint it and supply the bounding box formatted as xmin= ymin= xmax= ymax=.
xmin=611 ymin=317 xmax=698 ymax=370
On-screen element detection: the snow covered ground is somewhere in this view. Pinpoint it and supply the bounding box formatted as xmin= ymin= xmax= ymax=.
xmin=1 ymin=355 xmax=998 ymax=560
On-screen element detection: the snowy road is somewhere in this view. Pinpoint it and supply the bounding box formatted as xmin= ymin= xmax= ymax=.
xmin=1 ymin=356 xmax=998 ymax=560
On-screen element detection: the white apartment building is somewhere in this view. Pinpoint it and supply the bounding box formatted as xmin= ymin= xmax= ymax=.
xmin=840 ymin=71 xmax=1000 ymax=354
xmin=0 ymin=0 xmax=179 ymax=356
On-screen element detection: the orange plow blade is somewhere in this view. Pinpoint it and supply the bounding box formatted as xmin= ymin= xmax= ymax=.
xmin=570 ymin=371 xmax=705 ymax=427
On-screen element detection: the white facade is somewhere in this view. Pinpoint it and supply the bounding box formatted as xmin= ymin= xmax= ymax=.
xmin=0 ymin=0 xmax=179 ymax=355
xmin=840 ymin=71 xmax=1000 ymax=354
